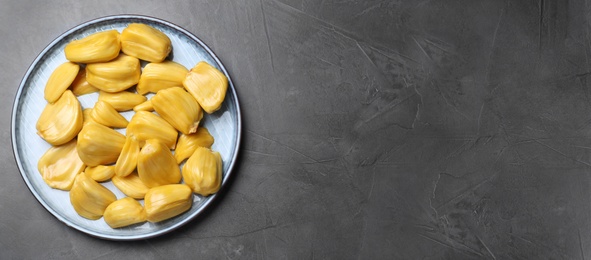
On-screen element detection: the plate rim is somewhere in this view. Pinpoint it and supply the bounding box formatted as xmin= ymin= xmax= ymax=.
xmin=10 ymin=14 xmax=242 ymax=240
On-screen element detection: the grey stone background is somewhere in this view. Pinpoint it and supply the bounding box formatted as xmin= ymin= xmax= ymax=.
xmin=1 ymin=0 xmax=589 ymax=259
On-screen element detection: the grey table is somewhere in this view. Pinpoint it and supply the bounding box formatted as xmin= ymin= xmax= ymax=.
xmin=0 ymin=0 xmax=588 ymax=259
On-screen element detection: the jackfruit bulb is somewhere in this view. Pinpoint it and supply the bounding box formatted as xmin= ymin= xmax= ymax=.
xmin=152 ymin=87 xmax=203 ymax=135
xmin=137 ymin=139 xmax=181 ymax=188
xmin=137 ymin=61 xmax=187 ymax=95
xmin=127 ymin=111 xmax=178 ymax=149
xmin=64 ymin=30 xmax=121 ymax=63
xmin=121 ymin=23 xmax=172 ymax=62
xmin=37 ymin=139 xmax=85 ymax=191
xmin=86 ymin=54 xmax=140 ymax=93
xmin=69 ymin=173 xmax=117 ymax=220
xmin=144 ymin=184 xmax=192 ymax=222
xmin=36 ymin=90 xmax=83 ymax=146
xmin=182 ymin=147 xmax=222 ymax=196
xmin=104 ymin=197 xmax=147 ymax=228
xmin=45 ymin=62 xmax=79 ymax=103
xmin=183 ymin=61 xmax=228 ymax=114
xmin=174 ymin=127 xmax=215 ymax=164
xmin=76 ymin=121 xmax=125 ymax=167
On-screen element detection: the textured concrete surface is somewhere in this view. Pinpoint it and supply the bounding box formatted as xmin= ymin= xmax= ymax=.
xmin=2 ymin=0 xmax=591 ymax=259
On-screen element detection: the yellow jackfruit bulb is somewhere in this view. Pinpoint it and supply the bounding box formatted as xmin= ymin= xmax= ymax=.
xmin=133 ymin=100 xmax=154 ymax=112
xmin=127 ymin=111 xmax=178 ymax=149
xmin=182 ymin=147 xmax=222 ymax=196
xmin=82 ymin=108 xmax=94 ymax=126
xmin=37 ymin=139 xmax=85 ymax=190
xmin=69 ymin=173 xmax=117 ymax=220
xmin=112 ymin=172 xmax=149 ymax=199
xmin=175 ymin=127 xmax=215 ymax=164
xmin=104 ymin=197 xmax=147 ymax=228
xmin=115 ymin=135 xmax=139 ymax=177
xmin=77 ymin=121 xmax=126 ymax=167
xmin=121 ymin=23 xmax=172 ymax=63
xmin=36 ymin=90 xmax=83 ymax=146
xmin=64 ymin=30 xmax=121 ymax=63
xmin=45 ymin=62 xmax=79 ymax=103
xmin=137 ymin=139 xmax=181 ymax=188
xmin=152 ymin=87 xmax=203 ymax=135
xmin=98 ymin=91 xmax=147 ymax=111
xmin=86 ymin=54 xmax=141 ymax=93
xmin=71 ymin=68 xmax=99 ymax=96
xmin=183 ymin=61 xmax=228 ymax=114
xmin=90 ymin=100 xmax=129 ymax=128
xmin=144 ymin=184 xmax=192 ymax=222
xmin=137 ymin=61 xmax=188 ymax=95
xmin=85 ymin=165 xmax=115 ymax=182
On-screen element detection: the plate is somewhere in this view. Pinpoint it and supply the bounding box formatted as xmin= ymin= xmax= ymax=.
xmin=11 ymin=15 xmax=241 ymax=240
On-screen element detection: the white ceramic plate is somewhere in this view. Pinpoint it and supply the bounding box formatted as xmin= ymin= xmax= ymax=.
xmin=11 ymin=15 xmax=241 ymax=240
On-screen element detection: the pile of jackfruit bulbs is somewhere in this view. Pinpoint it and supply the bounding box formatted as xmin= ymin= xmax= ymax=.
xmin=35 ymin=23 xmax=229 ymax=228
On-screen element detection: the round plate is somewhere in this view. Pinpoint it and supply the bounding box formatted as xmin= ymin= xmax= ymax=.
xmin=11 ymin=15 xmax=241 ymax=240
